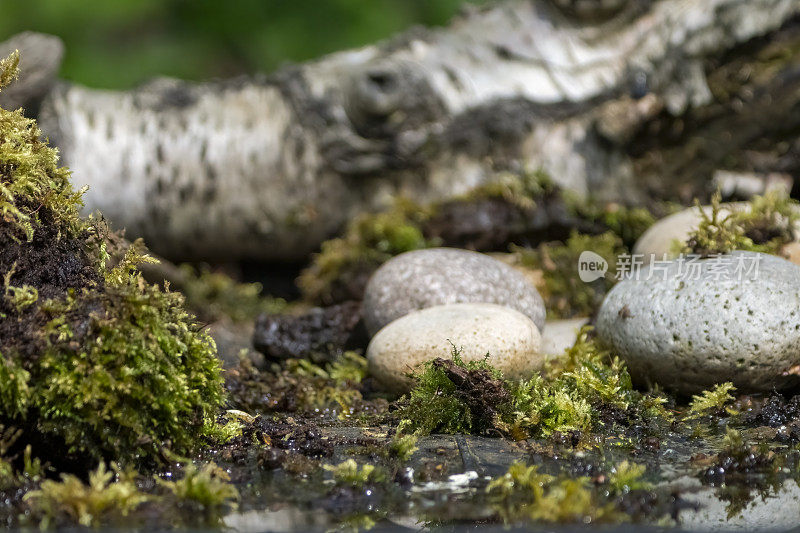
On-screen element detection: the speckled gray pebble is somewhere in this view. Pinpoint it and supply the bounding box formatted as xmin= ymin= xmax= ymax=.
xmin=363 ymin=248 xmax=546 ymax=336
xmin=596 ymin=251 xmax=800 ymax=394
xmin=367 ymin=303 xmax=543 ymax=393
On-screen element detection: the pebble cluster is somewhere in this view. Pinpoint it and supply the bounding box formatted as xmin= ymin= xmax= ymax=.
xmin=364 ymin=248 xmax=548 ymax=392
xmin=364 ymin=203 xmax=800 ymax=395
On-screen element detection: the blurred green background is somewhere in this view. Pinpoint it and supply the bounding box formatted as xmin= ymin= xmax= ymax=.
xmin=0 ymin=0 xmax=477 ymax=89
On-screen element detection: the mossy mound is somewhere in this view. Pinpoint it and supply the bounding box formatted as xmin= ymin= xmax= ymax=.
xmin=299 ymin=170 xmax=656 ymax=305
xmin=0 ymin=52 xmax=225 ymax=469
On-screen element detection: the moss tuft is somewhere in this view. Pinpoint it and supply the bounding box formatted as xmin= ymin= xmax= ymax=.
xmin=608 ymin=460 xmax=650 ymax=494
xmin=177 ymin=264 xmax=285 ymax=323
xmin=226 ymin=351 xmax=381 ymax=419
xmin=24 ymin=462 xmax=148 ymax=529
xmin=682 ymin=191 xmax=799 ymax=256
xmin=298 ymin=200 xmax=434 ymax=304
xmin=323 ymin=459 xmax=386 ymax=488
xmin=388 ymin=434 xmax=418 ymax=462
xmin=397 ymin=330 xmax=669 ymax=440
xmin=686 ymin=382 xmax=737 ymax=419
xmin=487 ymin=462 xmax=622 ymax=524
xmin=0 ymin=52 xmax=226 ymax=469
xmin=157 ymin=462 xmax=238 ymax=515
xmin=513 ymin=231 xmax=625 ymax=319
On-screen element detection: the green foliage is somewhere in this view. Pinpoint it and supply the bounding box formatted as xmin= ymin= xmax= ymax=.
xmin=25 ymin=462 xmax=148 ymax=529
xmin=487 ymin=462 xmax=622 ymax=524
xmin=514 ymin=231 xmax=625 ymax=319
xmin=324 ymin=459 xmax=386 ymax=488
xmin=687 ymin=382 xmax=737 ymax=418
xmin=486 ymin=463 xmax=553 ymax=500
xmin=608 ymin=461 xmax=650 ymax=494
xmin=177 ymin=264 xmax=285 ymax=323
xmin=158 ymin=463 xmax=238 ymax=511
xmin=459 ymin=169 xmax=557 ymax=209
xmin=507 ymin=377 xmax=593 ymax=437
xmin=388 ymin=434 xmax=418 ymax=462
xmin=682 ymin=191 xmax=799 ymax=256
xmin=0 ymin=51 xmax=227 ymax=468
xmin=298 ymin=200 xmax=434 ymax=304
xmin=28 ymin=256 xmax=226 ymax=465
xmin=0 ymin=50 xmax=19 ymax=90
xmin=398 ymin=346 xmax=500 ymax=435
xmin=201 ymin=415 xmax=244 ymax=445
xmin=397 ymin=332 xmax=667 ymax=440
xmin=227 ymin=352 xmax=376 ymax=419
xmin=570 ymin=199 xmax=657 ymax=246
xmin=0 ymin=86 xmax=84 ymax=242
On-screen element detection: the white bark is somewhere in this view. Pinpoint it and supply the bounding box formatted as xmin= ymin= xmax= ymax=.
xmin=22 ymin=0 xmax=800 ymax=260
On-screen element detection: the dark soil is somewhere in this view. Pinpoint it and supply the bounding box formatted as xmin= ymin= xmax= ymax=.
xmin=0 ymin=209 xmax=99 ymax=361
xmin=423 ymin=193 xmax=604 ymax=252
xmin=252 ymin=301 xmax=367 ymax=363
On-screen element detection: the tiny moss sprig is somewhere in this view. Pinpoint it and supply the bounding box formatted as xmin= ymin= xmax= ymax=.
xmin=687 ymin=382 xmax=737 ymax=419
xmin=681 ymin=191 xmax=799 ymax=257
xmin=24 ymin=462 xmax=148 ymax=529
xmin=513 ymin=231 xmax=625 ymax=319
xmin=324 ymin=459 xmax=387 ymax=488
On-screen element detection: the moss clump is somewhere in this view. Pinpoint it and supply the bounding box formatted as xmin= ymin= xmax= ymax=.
xmin=397 ymin=347 xmax=508 ymax=435
xmin=323 ymin=459 xmax=386 ymax=488
xmin=298 ymin=169 xmax=656 ymax=305
xmin=398 ymin=331 xmax=669 ymax=440
xmin=298 ymin=200 xmax=434 ymax=304
xmin=0 ymin=53 xmax=225 ymax=468
xmin=176 ymin=264 xmax=285 ymax=323
xmin=608 ymin=460 xmax=651 ymax=494
xmin=486 ymin=462 xmax=623 ymax=524
xmin=686 ymin=382 xmax=737 ymax=419
xmin=570 ymin=200 xmax=656 ymax=247
xmin=157 ymin=462 xmax=238 ymax=520
xmin=226 ymin=351 xmax=383 ymax=420
xmin=513 ymin=231 xmax=626 ymax=319
xmin=388 ymin=434 xmax=418 ymax=462
xmin=681 ymin=191 xmax=799 ymax=256
xmin=24 ymin=462 xmax=148 ymax=529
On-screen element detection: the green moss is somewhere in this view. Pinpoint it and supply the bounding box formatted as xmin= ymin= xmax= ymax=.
xmin=397 ymin=329 xmax=671 ymax=441
xmin=569 ymin=199 xmax=657 ymax=247
xmin=687 ymin=382 xmax=737 ymax=419
xmin=0 ymin=53 xmax=84 ymax=243
xmin=388 ymin=434 xmax=418 ymax=462
xmin=608 ymin=460 xmax=651 ymax=494
xmin=0 ymin=53 xmax=226 ymax=468
xmin=323 ymin=459 xmax=386 ymax=488
xmin=226 ymin=351 xmax=379 ymax=419
xmin=298 ymin=200 xmax=435 ymax=304
xmin=514 ymin=231 xmax=625 ymax=319
xmin=456 ymin=168 xmax=556 ymax=209
xmin=157 ymin=463 xmax=238 ymax=514
xmin=25 ymin=462 xmax=149 ymax=529
xmin=681 ymin=191 xmax=799 ymax=256
xmin=398 ymin=346 xmax=502 ymax=435
xmin=487 ymin=462 xmax=622 ymax=524
xmin=177 ymin=264 xmax=285 ymax=323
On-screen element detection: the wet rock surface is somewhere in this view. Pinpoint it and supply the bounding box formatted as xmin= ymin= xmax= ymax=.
xmin=367 ymin=302 xmax=542 ymax=393
xmin=596 ymin=251 xmax=800 ymax=394
xmin=362 ymin=248 xmax=546 ymax=335
xmin=253 ymin=301 xmax=366 ymax=363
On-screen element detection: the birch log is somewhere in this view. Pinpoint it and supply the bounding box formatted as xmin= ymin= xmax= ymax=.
xmin=8 ymin=0 xmax=800 ymax=261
